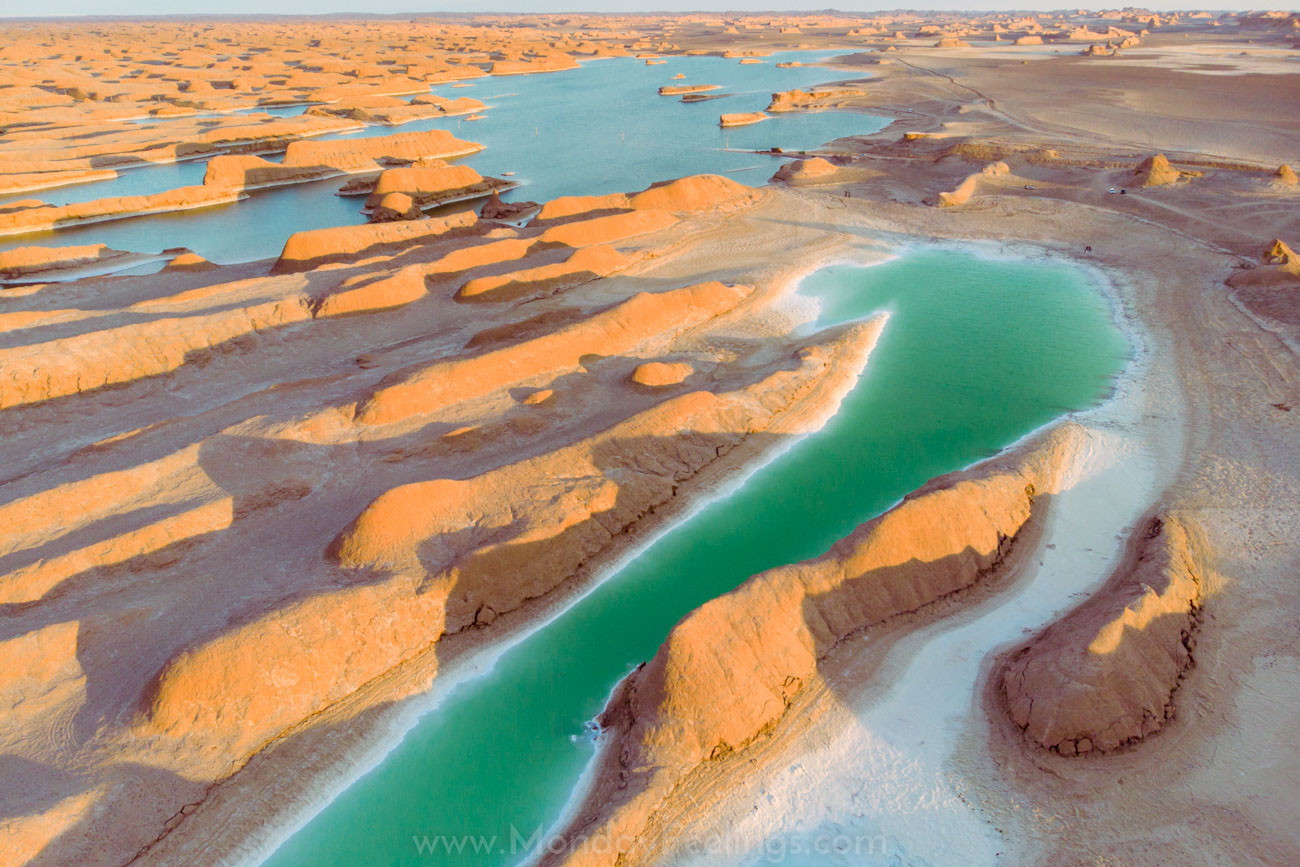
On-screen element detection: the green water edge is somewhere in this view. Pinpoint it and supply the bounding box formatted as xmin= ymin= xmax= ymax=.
xmin=261 ymin=245 xmax=1132 ymax=867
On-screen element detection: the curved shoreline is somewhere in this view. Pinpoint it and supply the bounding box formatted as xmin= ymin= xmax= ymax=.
xmin=235 ymin=240 xmax=1122 ymax=867
xmin=530 ymin=247 xmax=1148 ymax=866
xmin=669 ymin=268 xmax=1164 ymax=866
xmin=132 ymin=231 xmax=896 ymax=866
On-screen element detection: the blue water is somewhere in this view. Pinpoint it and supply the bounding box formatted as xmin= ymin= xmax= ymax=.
xmin=0 ymin=52 xmax=883 ymax=264
xmin=262 ymin=249 xmax=1130 ymax=867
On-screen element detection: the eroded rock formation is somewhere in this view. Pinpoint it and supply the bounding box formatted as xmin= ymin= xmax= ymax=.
xmin=547 ymin=423 xmax=1085 ymax=864
xmin=999 ymin=514 xmax=1207 ymax=754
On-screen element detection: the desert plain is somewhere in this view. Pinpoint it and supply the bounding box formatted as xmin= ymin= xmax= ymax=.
xmin=0 ymin=8 xmax=1297 ymax=867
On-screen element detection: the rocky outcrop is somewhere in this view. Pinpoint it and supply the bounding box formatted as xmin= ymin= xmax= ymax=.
xmin=546 ymin=423 xmax=1083 ymax=865
xmin=410 ymin=93 xmax=486 ymax=116
xmin=1132 ymin=153 xmax=1202 ymax=187
xmin=163 ymin=252 xmax=219 ymax=272
xmin=313 ymin=266 xmax=431 ymax=318
xmin=628 ymin=361 xmax=693 ymax=387
xmin=356 ymin=281 xmax=751 ymax=425
xmin=0 ymin=167 xmax=116 ymax=196
xmin=627 ymin=174 xmax=754 ymax=212
xmin=1261 ymin=238 xmax=1300 ymax=273
xmin=362 ymin=164 xmax=507 ymax=212
xmin=455 ymin=244 xmax=630 ymax=303
xmin=535 ymin=192 xmax=633 ymax=222
xmin=489 ymin=54 xmax=579 ymax=75
xmin=201 ymin=130 xmax=484 ymax=192
xmin=0 ymin=113 xmax=357 ymax=174
xmin=480 ymin=190 xmax=539 ymax=221
xmin=0 ymin=444 xmax=231 ymax=604
xmin=999 ymin=514 xmax=1207 ymax=755
xmin=307 ymin=93 xmax=486 ymax=126
xmin=279 ymin=129 xmax=482 ymax=172
xmin=538 ymin=209 xmax=678 ymax=248
xmin=273 ymin=210 xmax=478 ymax=272
xmin=770 ymin=157 xmax=839 ymax=184
xmin=1226 ymin=238 xmax=1300 ymax=289
xmin=765 ymin=88 xmax=863 ymax=112
xmin=0 ymin=186 xmax=244 ymax=238
xmin=936 ymin=161 xmax=1010 ymax=206
xmin=368 ymin=192 xmax=422 ymax=222
xmin=201 ymin=155 xmax=321 ymax=191
xmin=534 ymin=175 xmax=753 ymax=223
xmin=658 ymin=84 xmax=719 ymax=96
xmin=0 ymin=243 xmax=129 ymax=280
xmin=421 ymin=236 xmax=535 ymax=278
xmin=137 ymin=321 xmax=883 ymax=777
xmin=719 ymin=111 xmax=767 ymax=127
xmin=0 ymin=293 xmax=313 ymax=409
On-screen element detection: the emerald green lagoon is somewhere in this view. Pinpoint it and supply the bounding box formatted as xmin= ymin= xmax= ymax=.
xmin=263 ymin=248 xmax=1130 ymax=866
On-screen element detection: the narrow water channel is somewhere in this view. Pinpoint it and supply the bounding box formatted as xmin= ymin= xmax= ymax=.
xmin=262 ymin=248 xmax=1130 ymax=866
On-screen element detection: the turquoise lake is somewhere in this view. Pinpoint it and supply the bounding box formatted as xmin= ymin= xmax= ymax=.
xmin=262 ymin=249 xmax=1131 ymax=866
xmin=0 ymin=51 xmax=885 ymax=264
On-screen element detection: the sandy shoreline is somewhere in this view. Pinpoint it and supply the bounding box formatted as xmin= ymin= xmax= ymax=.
xmin=616 ymin=255 xmax=1173 ymax=865
xmin=523 ymin=39 xmax=1298 ymax=855
xmin=206 ymin=231 xmax=1127 ymax=867
xmin=126 ymin=214 xmax=899 ymax=865
xmin=143 ymin=175 xmax=1291 ymax=865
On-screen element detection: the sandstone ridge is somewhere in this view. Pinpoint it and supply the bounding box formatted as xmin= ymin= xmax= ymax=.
xmin=546 ymin=423 xmax=1086 ymax=865
xmin=998 ymin=513 xmax=1208 ymax=755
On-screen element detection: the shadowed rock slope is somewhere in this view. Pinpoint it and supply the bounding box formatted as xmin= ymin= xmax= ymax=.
xmin=998 ymin=513 xmax=1208 ymax=755
xmin=546 ymin=423 xmax=1086 ymax=866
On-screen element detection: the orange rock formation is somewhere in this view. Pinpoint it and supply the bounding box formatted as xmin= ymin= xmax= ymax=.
xmin=719 ymin=111 xmax=768 ymax=127
xmin=138 ymin=320 xmax=881 ymax=776
xmin=999 ymin=514 xmax=1207 ymax=754
xmin=273 ymin=210 xmax=478 ymax=272
xmin=356 ymin=282 xmax=751 ymax=426
xmin=546 ymin=396 xmax=1082 ymax=866
xmin=455 ymin=245 xmax=631 ymax=303
xmin=766 ymin=88 xmax=863 ymax=112
xmin=770 ymin=157 xmax=840 ymax=184
xmin=0 ymin=243 xmax=128 ymax=279
xmin=628 ymin=361 xmax=694 ymax=387
xmin=1132 ymin=153 xmax=1202 ymax=187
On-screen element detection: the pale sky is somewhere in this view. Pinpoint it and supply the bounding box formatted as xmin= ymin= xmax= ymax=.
xmin=1 ymin=2 xmax=1265 ymax=18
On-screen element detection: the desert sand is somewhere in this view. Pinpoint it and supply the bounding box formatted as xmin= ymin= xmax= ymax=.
xmin=0 ymin=10 xmax=1297 ymax=867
